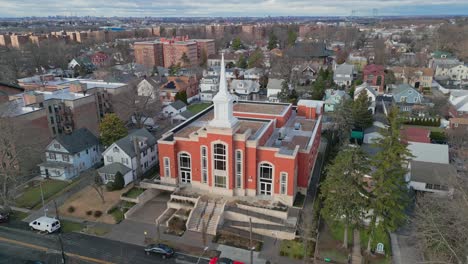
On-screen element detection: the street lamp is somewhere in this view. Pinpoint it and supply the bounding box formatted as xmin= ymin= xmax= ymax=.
xmin=196 ymin=246 xmax=209 ymax=264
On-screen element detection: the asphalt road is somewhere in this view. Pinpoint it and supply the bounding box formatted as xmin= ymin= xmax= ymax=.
xmin=0 ymin=224 xmax=210 ymax=264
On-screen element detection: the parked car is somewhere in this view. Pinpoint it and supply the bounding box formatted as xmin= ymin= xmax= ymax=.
xmin=144 ymin=244 xmax=174 ymax=259
xmin=209 ymin=257 xmax=245 ymax=264
xmin=0 ymin=211 xmax=10 ymax=223
xmin=29 ymin=216 xmax=61 ymax=233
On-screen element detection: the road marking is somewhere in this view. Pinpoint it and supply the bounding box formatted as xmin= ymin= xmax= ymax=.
xmin=0 ymin=236 xmax=115 ymax=264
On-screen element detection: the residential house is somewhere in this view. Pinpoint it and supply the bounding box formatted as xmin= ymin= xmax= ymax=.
xmin=444 ymin=64 xmax=468 ymax=81
xmin=159 ymin=75 xmax=199 ymax=105
xmin=363 ymin=64 xmax=385 ymax=94
xmin=99 ymin=128 xmax=158 ymax=185
xmin=244 ymin=68 xmax=263 ymax=81
xmin=347 ymin=53 xmax=368 ymax=72
xmin=90 ymin=51 xmax=111 ymax=68
xmin=39 ymin=128 xmax=100 ymax=180
xmin=171 ymin=110 xmax=196 ymax=123
xmin=323 ymin=89 xmax=350 ymax=112
xmin=354 ymin=83 xmax=377 ymax=114
xmin=137 ymin=77 xmax=160 ymax=100
xmin=229 ymin=79 xmax=260 ymax=100
xmin=363 ymin=121 xmax=386 ymax=144
xmin=292 ymin=63 xmax=320 ymax=85
xmin=449 ymin=117 xmax=468 ymax=129
xmin=199 ymin=76 xmax=219 ymax=102
xmin=333 ymin=63 xmax=355 ymax=87
xmin=266 ymin=78 xmax=284 ymax=102
xmin=286 ymin=42 xmax=333 ymax=65
xmin=448 ymin=90 xmax=468 ymax=117
xmin=392 ymin=66 xmax=434 ymax=91
xmin=400 ymin=127 xmax=430 ymax=144
xmin=390 ymin=84 xmax=423 ymax=112
xmin=162 ymin=100 xmax=187 ymax=118
xmin=68 ymin=57 xmax=95 ymax=73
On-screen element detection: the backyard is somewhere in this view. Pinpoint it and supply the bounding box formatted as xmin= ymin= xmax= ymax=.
xmin=187 ymin=103 xmax=211 ymax=114
xmin=316 ymin=222 xmax=350 ymax=264
xmin=15 ymin=180 xmax=70 ymax=209
xmin=58 ymin=185 xmax=132 ymax=224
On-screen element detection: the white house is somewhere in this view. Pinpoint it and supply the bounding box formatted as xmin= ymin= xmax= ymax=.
xmin=98 ymin=128 xmax=158 ymax=186
xmin=39 ymin=128 xmax=100 ymax=181
xmin=162 ymin=100 xmax=187 ymax=118
xmin=436 ymin=64 xmax=468 ymax=81
xmin=333 ymin=63 xmax=355 ymax=87
xmin=266 ymin=78 xmax=284 ymax=102
xmin=229 ymin=79 xmax=260 ymax=100
xmin=137 ymin=78 xmax=160 ymax=100
xmin=408 ymin=160 xmax=455 ymax=195
xmin=244 ymin=68 xmax=263 ymax=81
xmin=199 ymin=76 xmax=219 ymax=102
xmin=354 ymin=83 xmax=377 ymax=114
xmin=449 ymin=90 xmax=468 ymax=116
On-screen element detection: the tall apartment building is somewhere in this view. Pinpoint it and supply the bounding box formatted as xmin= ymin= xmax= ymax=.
xmin=0 ymin=34 xmax=11 ymax=46
xmin=29 ymin=35 xmax=47 ymax=46
xmin=134 ymin=42 xmax=164 ymax=68
xmin=162 ymin=40 xmax=198 ymax=67
xmin=75 ymin=31 xmax=88 ymax=43
xmin=192 ymin=39 xmax=216 ymax=60
xmin=10 ymin=34 xmax=29 ymax=49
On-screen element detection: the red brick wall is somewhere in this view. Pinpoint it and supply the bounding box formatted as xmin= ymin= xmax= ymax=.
xmin=297 ymin=105 xmax=318 ymax=119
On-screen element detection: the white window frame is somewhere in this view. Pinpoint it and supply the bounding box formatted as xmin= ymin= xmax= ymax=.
xmin=258 ymin=162 xmax=274 ymax=196
xmin=178 ymin=152 xmax=192 ymax=183
xmin=235 ymin=150 xmax=242 ymax=189
xmin=212 ymin=141 xmax=228 ymax=189
xmin=280 ymin=172 xmax=288 ymax=195
xmin=164 ymin=157 xmax=171 ymax=177
xmin=201 ymin=146 xmax=208 ymax=184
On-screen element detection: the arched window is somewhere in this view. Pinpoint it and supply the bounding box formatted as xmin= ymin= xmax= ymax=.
xmin=258 ymin=163 xmax=273 ymax=196
xmin=179 ymin=153 xmax=191 ymax=183
xmin=201 ymin=146 xmax=208 ymax=184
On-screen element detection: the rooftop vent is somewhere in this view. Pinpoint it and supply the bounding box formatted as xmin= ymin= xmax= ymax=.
xmin=294 ymin=122 xmax=302 ymax=130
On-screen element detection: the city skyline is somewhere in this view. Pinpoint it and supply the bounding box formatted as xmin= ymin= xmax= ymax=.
xmin=0 ymin=0 xmax=467 ymax=17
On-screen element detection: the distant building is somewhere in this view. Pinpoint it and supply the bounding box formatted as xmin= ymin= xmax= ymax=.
xmin=333 ymin=63 xmax=355 ymax=87
xmin=39 ymin=128 xmax=100 ymax=181
xmin=90 ymin=51 xmax=111 ymax=68
xmin=266 ymin=78 xmax=284 ymax=103
xmin=159 ymin=75 xmax=199 ymax=105
xmin=10 ymin=34 xmax=29 ymax=49
xmin=229 ymin=79 xmax=260 ymax=101
xmin=363 ymin=64 xmax=385 ymax=94
xmin=448 ymin=90 xmax=468 ymax=117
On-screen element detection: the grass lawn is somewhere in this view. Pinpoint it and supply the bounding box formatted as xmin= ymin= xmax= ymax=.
xmin=329 ymin=222 xmax=353 ymax=248
xmin=83 ymin=226 xmax=111 ymax=236
xmin=9 ymin=210 xmax=29 ymax=221
xmin=187 ymin=103 xmax=211 ymax=114
xmin=320 ymin=249 xmax=349 ymax=263
xmin=280 ymin=239 xmax=309 ymax=259
xmin=122 ymin=187 xmax=145 ymax=199
xmin=15 ymin=180 xmax=69 ymax=209
xmin=360 ymin=228 xmax=391 ymax=256
xmin=61 ymin=220 xmax=84 ymax=233
xmin=109 ymin=207 xmax=125 ymax=223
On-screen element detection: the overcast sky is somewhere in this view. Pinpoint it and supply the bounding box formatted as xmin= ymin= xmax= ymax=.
xmin=0 ymin=0 xmax=467 ymax=17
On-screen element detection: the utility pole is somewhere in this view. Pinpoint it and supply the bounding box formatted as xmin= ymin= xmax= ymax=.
xmin=54 ymin=200 xmax=66 ymax=264
xmin=39 ymin=181 xmax=46 ymax=216
xmin=249 ymin=217 xmax=253 ymax=264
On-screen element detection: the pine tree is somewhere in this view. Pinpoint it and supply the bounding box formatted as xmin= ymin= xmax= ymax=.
xmin=352 ymin=92 xmax=374 ymax=129
xmin=174 ymin=91 xmax=188 ymax=104
xmin=237 ymin=54 xmax=247 ymax=69
xmin=99 ymin=113 xmax=128 ymax=147
xmin=321 ymin=146 xmax=370 ymax=248
xmin=113 ymin=172 xmax=125 ymax=190
xmin=365 ymin=107 xmax=411 ymax=253
xmin=287 ymin=30 xmax=297 ymax=47
xmin=311 ymin=76 xmax=325 ymax=100
xmin=267 ymin=32 xmax=278 ymax=50
xmin=231 ymin=37 xmax=242 ymax=50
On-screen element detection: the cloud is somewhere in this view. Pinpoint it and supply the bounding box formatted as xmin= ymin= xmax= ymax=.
xmin=0 ymin=0 xmax=467 ymax=17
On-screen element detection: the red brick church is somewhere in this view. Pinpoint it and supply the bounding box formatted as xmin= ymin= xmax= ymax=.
xmin=157 ymin=54 xmax=323 ymax=206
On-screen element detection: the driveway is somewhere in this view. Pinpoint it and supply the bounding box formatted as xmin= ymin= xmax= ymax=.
xmin=126 ymin=192 xmax=171 ymax=224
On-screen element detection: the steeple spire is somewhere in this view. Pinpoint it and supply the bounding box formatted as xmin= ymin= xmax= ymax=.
xmin=209 ymin=53 xmax=239 ymax=129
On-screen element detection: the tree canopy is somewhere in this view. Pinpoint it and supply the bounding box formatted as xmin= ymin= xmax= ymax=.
xmin=231 ymin=37 xmax=242 ymax=50
xmin=99 ymin=113 xmax=128 ymax=147
xmin=352 ymin=92 xmax=374 ymax=129
xmin=247 ymin=49 xmax=264 ymax=68
xmin=175 ymin=91 xmax=188 ymax=104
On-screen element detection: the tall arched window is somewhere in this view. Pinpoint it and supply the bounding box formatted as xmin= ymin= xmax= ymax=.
xmin=213 ymin=143 xmax=227 ymax=188
xmin=258 ymin=163 xmax=273 ymax=196
xmin=179 ymin=153 xmax=191 ymax=183
xmin=201 ymin=146 xmax=208 ymax=184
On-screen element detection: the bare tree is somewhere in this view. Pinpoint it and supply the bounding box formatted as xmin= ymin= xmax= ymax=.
xmin=91 ymin=172 xmax=105 ymax=204
xmin=413 ymin=176 xmax=468 ymax=264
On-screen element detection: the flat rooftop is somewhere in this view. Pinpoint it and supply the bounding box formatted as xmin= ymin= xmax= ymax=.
xmin=233 ymin=102 xmax=288 ymax=116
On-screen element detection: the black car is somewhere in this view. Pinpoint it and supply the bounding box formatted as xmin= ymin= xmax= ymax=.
xmin=0 ymin=212 xmax=9 ymax=223
xmin=144 ymin=244 xmax=174 ymax=259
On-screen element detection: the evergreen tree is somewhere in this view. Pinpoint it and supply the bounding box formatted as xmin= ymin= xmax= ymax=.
xmin=311 ymin=76 xmax=325 ymax=100
xmin=333 ymin=100 xmax=354 ymax=145
xmin=237 ymin=54 xmax=247 ymax=69
xmin=174 ymin=91 xmax=188 ymax=104
xmin=321 ymin=146 xmax=370 ymax=248
xmin=231 ymin=37 xmax=242 ymax=50
xmin=99 ymin=113 xmax=128 ymax=147
xmin=267 ymin=32 xmax=278 ymax=50
xmin=112 ymin=172 xmax=125 ymax=190
xmin=352 ymin=92 xmax=374 ymax=129
xmin=287 ymin=30 xmax=297 ymax=47
xmin=247 ymin=49 xmax=264 ymax=68
xmin=365 ymin=107 xmax=411 ymax=253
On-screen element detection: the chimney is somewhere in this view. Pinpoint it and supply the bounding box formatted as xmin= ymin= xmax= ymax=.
xmin=69 ymin=82 xmax=87 ymax=94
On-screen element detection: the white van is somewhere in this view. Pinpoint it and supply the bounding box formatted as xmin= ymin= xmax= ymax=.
xmin=29 ymin=216 xmax=61 ymax=233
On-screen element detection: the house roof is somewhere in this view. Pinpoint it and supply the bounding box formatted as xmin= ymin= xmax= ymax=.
xmin=450 ymin=117 xmax=468 ymax=125
xmin=355 ymin=83 xmax=377 ymax=98
xmin=266 ymin=78 xmax=284 ymax=90
xmin=178 ymin=110 xmax=196 ymax=119
xmin=169 ymin=100 xmax=187 ymax=111
xmin=286 ymin=42 xmax=333 ymax=59
xmin=410 ymin=160 xmax=456 ymax=185
xmin=407 ymin=142 xmax=449 ymax=164
xmin=334 ymin=63 xmax=354 ymax=75
xmin=97 ymin=162 xmax=131 ymax=175
xmin=363 ymin=64 xmax=384 ymax=75
xmin=400 ymin=127 xmax=430 ymax=144
xmin=113 ymin=128 xmax=156 ymax=158
xmin=55 ymin=128 xmax=98 ymax=154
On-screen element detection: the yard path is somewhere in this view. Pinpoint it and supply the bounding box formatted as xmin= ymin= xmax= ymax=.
xmin=24 ymin=171 xmax=95 ymax=223
xmin=352 ymin=229 xmax=362 ymax=264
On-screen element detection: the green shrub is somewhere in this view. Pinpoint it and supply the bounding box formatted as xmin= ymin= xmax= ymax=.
xmin=94 ymin=210 xmax=103 ymax=217
xmin=113 ymin=172 xmax=125 ymax=190
xmin=67 ymin=206 xmax=75 ymax=213
xmin=86 ymin=210 xmax=93 ymax=216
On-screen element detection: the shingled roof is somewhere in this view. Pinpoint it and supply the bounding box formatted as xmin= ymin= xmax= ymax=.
xmin=286 ymin=42 xmax=333 ymax=60
xmin=114 ymin=128 xmax=156 ymax=158
xmin=55 ymin=128 xmax=99 ymax=154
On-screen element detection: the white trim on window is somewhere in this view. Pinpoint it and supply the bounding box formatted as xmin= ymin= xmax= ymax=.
xmin=178 ymin=152 xmax=192 ymax=183
xmin=211 ymin=141 xmax=228 ymax=189
xmin=235 ymin=150 xmax=243 ymax=189
xmin=201 ymin=146 xmax=208 ymax=184
xmin=163 ymin=157 xmax=171 ymax=177
xmin=280 ymin=172 xmax=288 ymax=195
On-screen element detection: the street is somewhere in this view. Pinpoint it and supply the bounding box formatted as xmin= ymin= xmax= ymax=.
xmin=0 ymin=225 xmax=210 ymax=264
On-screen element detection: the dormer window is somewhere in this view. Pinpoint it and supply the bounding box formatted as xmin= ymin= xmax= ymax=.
xmin=54 ymin=143 xmax=60 ymax=149
xmin=113 ymin=147 xmax=119 ymax=153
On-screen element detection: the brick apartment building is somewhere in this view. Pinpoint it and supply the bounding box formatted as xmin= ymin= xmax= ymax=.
xmin=0 ymin=34 xmax=11 ymax=46
xmin=157 ymin=56 xmax=323 ymax=208
xmin=363 ymin=64 xmax=385 ymax=94
xmin=10 ymin=34 xmax=29 ymax=49
xmin=90 ymin=51 xmax=111 ymax=68
xmin=134 ymin=37 xmax=215 ymax=68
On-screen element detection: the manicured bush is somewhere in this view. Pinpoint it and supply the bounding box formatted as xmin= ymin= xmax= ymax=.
xmin=86 ymin=210 xmax=93 ymax=216
xmin=113 ymin=172 xmax=125 ymax=190
xmin=94 ymin=210 xmax=103 ymax=218
xmin=67 ymin=206 xmax=75 ymax=213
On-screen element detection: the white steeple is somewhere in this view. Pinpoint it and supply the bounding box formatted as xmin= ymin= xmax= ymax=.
xmin=209 ymin=53 xmax=239 ymax=129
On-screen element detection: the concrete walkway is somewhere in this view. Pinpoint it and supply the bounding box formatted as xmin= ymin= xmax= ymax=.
xmin=352 ymin=229 xmax=362 ymax=264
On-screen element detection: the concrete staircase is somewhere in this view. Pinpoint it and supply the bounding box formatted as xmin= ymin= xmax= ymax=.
xmin=187 ymin=200 xmax=224 ymax=235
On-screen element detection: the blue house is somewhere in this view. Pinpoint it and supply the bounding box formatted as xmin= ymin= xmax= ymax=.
xmin=323 ymin=89 xmax=350 ymax=112
xmin=391 ymin=84 xmax=423 ymax=112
